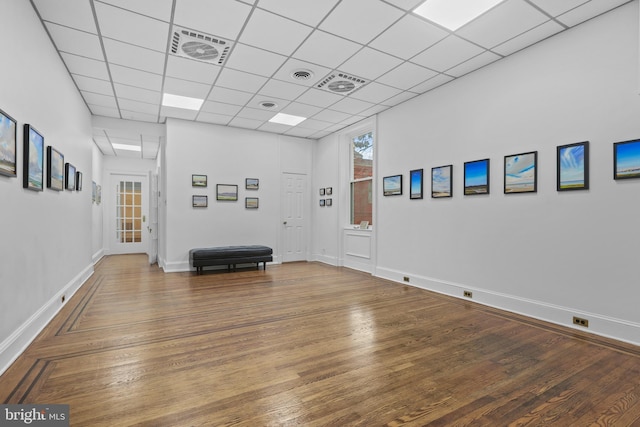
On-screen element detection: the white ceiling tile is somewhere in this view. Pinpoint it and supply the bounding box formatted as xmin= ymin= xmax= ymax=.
xmin=329 ymin=97 xmax=375 ymax=115
xmin=239 ymin=9 xmax=313 ymax=56
xmin=258 ymin=122 xmax=291 ymax=133
xmin=492 ymin=20 xmax=564 ymax=56
xmin=163 ymin=77 xmax=212 ymax=99
xmin=114 ymin=84 xmax=162 ymax=104
xmin=237 ymin=107 xmax=276 ymax=121
xmin=383 ymin=0 xmax=425 ymax=11
xmin=110 ymin=65 xmax=163 ymax=91
xmin=556 ymin=0 xmax=630 ymax=27
xmin=208 ymin=87 xmax=254 ymax=106
xmin=257 ymin=79 xmax=308 ymax=101
xmin=272 ymin=59 xmax=332 ymax=88
xmin=216 ymin=69 xmax=268 ymax=92
xmin=73 ymin=75 xmax=114 ymax=96
xmin=142 ymin=141 xmax=160 ymax=159
xmin=166 ymin=56 xmax=221 ymax=85
xmin=95 ymin=2 xmax=170 ymax=52
xmin=114 ymin=148 xmax=142 ymax=158
xmin=160 ymin=106 xmax=198 ymax=120
xmin=283 ymin=127 xmax=320 ymax=138
xmin=110 ymin=136 xmax=139 ymax=145
xmin=295 ymin=88 xmax=343 ymax=108
xmin=103 ymin=39 xmax=165 ymax=74
xmin=225 ymin=44 xmax=288 ymax=77
xmin=293 ymin=30 xmax=362 ymax=69
xmin=82 ymin=91 xmax=118 ymax=109
xmin=97 ymin=0 xmax=174 ymax=22
xmin=339 ymin=48 xmax=404 ymax=80
xmin=529 ymin=0 xmax=589 ymax=17
xmin=197 ymin=112 xmax=233 ymax=125
xmin=258 ymin=0 xmax=340 ymax=26
xmin=457 ymin=0 xmax=549 ymax=49
xmin=359 ymin=104 xmax=391 ymax=117
xmin=380 ymin=90 xmax=419 ymax=107
xmin=411 ymin=36 xmax=484 ymax=72
xmin=369 ymin=14 xmax=448 ymax=60
xmin=33 ymin=0 xmax=97 ymax=33
xmin=89 ymin=105 xmax=120 ymax=118
xmin=279 ymin=102 xmax=323 ymax=118
xmin=119 ymin=99 xmax=158 ymax=115
xmin=174 ymin=0 xmax=251 ymax=40
xmin=248 ymin=95 xmax=291 ymax=111
xmin=376 ymin=61 xmax=438 ymax=90
xmin=228 ymin=117 xmax=263 ymax=130
xmin=61 ymin=53 xmax=110 ymax=80
xmin=45 ymin=23 xmax=103 ymax=60
xmin=410 ymin=73 xmax=454 ymax=93
xmin=296 ymin=118 xmax=332 ymax=131
xmin=201 ymin=101 xmax=243 ymax=116
xmin=319 ymin=0 xmax=404 ymax=45
xmin=311 ymin=109 xmax=351 ymax=123
xmin=350 ymin=82 xmax=403 ymax=104
xmin=446 ymin=51 xmax=502 ymax=77
xmin=340 ymin=115 xmax=367 ymax=126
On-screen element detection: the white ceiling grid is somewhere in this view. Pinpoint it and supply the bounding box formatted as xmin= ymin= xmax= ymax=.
xmin=29 ymin=0 xmax=631 ymax=159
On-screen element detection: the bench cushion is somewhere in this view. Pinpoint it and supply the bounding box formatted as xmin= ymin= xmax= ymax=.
xmin=189 ymin=246 xmax=273 ymax=268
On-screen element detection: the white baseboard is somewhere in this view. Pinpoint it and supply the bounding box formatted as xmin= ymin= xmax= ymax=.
xmin=375 ymin=266 xmax=640 ymax=347
xmin=0 ymin=264 xmax=94 ymax=376
xmin=311 ymin=253 xmax=338 ymax=266
xmin=92 ymin=249 xmax=104 ymax=265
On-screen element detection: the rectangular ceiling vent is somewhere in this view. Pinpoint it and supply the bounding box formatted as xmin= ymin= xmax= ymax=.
xmin=315 ymin=71 xmax=367 ymax=96
xmin=170 ymin=26 xmax=233 ymax=65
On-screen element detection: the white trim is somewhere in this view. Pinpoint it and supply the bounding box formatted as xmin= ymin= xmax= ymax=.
xmin=311 ymin=253 xmax=339 ymax=266
xmin=92 ymin=249 xmax=105 ymax=265
xmin=0 ymin=264 xmax=94 ymax=376
xmin=376 ymin=266 xmax=640 ymax=347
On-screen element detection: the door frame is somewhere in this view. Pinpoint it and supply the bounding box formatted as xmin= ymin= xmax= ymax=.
xmin=280 ymin=172 xmax=309 ymax=263
xmin=105 ymin=171 xmax=149 ymax=255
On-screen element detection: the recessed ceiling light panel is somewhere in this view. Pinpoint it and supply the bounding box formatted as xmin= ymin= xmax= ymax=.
xmin=162 ymin=93 xmax=204 ymax=111
xmin=112 ymin=143 xmax=141 ymax=152
xmin=413 ymin=0 xmax=505 ymax=31
xmin=269 ymin=113 xmax=306 ymax=126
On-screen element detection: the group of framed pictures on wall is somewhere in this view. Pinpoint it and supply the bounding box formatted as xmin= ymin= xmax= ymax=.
xmin=385 ymin=139 xmax=640 ymax=198
xmin=0 ymin=107 xmax=82 ymax=192
xmin=192 ymin=175 xmax=259 ymax=209
xmin=319 ymin=187 xmax=332 ymax=207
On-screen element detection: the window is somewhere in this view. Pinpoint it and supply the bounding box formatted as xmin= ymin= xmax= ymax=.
xmin=116 ymin=180 xmax=142 ymax=243
xmin=350 ymin=131 xmax=373 ymax=226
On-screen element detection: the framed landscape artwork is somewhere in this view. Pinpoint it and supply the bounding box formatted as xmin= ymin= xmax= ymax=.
xmin=464 ymin=159 xmax=490 ymax=195
xmin=192 ymin=195 xmax=208 ymax=207
xmin=432 ymin=165 xmax=452 ymax=198
xmin=410 ymin=169 xmax=423 ymax=199
xmin=46 ymin=146 xmax=64 ymax=191
xmin=557 ymin=141 xmax=589 ymax=191
xmin=192 ymin=174 xmax=207 ymax=187
xmin=613 ymin=139 xmax=640 ymax=180
xmin=245 ymin=197 xmax=259 ymax=209
xmin=65 ymin=163 xmax=76 ymax=191
xmin=246 ymin=178 xmax=259 ymax=190
xmin=383 ymin=175 xmax=402 ymax=196
xmin=319 ymin=199 xmax=325 ymax=206
xmin=504 ymin=151 xmax=537 ymax=194
xmin=23 ymin=124 xmax=44 ymax=191
xmin=216 ymin=184 xmax=238 ymax=201
xmin=0 ymin=108 xmax=17 ymax=177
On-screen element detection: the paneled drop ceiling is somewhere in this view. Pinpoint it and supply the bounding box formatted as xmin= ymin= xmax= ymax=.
xmin=31 ymin=0 xmax=631 ymax=159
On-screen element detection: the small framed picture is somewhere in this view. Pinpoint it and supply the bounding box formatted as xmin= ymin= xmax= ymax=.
xmin=326 ymin=198 xmax=332 ymax=206
xmin=464 ymin=158 xmax=490 ymax=195
xmin=92 ymin=181 xmax=97 ymax=202
xmin=326 ymin=187 xmax=332 ymax=195
xmin=245 ymin=197 xmax=259 ymax=209
xmin=410 ymin=169 xmax=423 ymax=199
xmin=23 ymin=124 xmax=44 ymax=191
xmin=192 ymin=195 xmax=208 ymax=207
xmin=319 ymin=199 xmax=325 ymax=206
xmin=613 ymin=139 xmax=640 ymax=180
xmin=557 ymin=141 xmax=589 ymax=191
xmin=0 ymin=108 xmax=17 ymax=177
xmin=432 ymin=165 xmax=452 ymax=198
xmin=383 ymin=175 xmax=402 ymax=196
xmin=217 ymin=184 xmax=238 ymax=201
xmin=319 ymin=188 xmax=325 ymax=196
xmin=46 ymin=146 xmax=64 ymax=191
xmin=192 ymin=174 xmax=207 ymax=187
xmin=246 ymin=178 xmax=259 ymax=190
xmin=504 ymin=151 xmax=537 ymax=194
xmin=65 ymin=163 xmax=76 ymax=191
xmin=97 ymin=185 xmax=102 ymax=204
xmin=76 ymin=171 xmax=83 ymax=191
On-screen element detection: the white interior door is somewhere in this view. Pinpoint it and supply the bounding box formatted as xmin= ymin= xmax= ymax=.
xmin=281 ymin=173 xmax=307 ymax=262
xmin=109 ymin=174 xmax=148 ymax=255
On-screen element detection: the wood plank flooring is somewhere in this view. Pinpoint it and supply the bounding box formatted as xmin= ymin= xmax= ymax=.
xmin=1 ymin=255 xmax=639 ymax=426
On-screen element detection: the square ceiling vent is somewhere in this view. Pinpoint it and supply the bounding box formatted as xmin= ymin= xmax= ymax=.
xmin=170 ymin=27 xmax=233 ymax=65
xmin=315 ymin=72 xmax=367 ymax=96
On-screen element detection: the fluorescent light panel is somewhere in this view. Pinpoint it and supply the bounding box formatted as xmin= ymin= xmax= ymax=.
xmin=112 ymin=143 xmax=141 ymax=152
xmin=413 ymin=0 xmax=504 ymax=31
xmin=269 ymin=113 xmax=307 ymax=126
xmin=162 ymin=93 xmax=204 ymax=111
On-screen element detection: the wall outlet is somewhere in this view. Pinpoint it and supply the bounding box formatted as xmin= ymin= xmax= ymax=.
xmin=403 ymin=276 xmax=410 ymax=283
xmin=573 ymin=316 xmax=589 ymax=327
xmin=463 ymin=291 xmax=473 ymax=298
xmin=61 ymin=295 xmax=66 ymax=303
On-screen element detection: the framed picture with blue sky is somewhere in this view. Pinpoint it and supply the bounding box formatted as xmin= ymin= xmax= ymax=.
xmin=464 ymin=159 xmax=490 ymax=195
xmin=613 ymin=139 xmax=640 ymax=180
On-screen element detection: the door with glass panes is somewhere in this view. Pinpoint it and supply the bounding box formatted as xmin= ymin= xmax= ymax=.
xmin=109 ymin=174 xmax=148 ymax=254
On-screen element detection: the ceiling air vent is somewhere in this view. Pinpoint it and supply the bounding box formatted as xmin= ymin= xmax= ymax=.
xmin=291 ymin=69 xmax=314 ymax=81
xmin=315 ymin=72 xmax=367 ymax=96
xmin=259 ymin=101 xmax=278 ymax=109
xmin=170 ymin=27 xmax=233 ymax=65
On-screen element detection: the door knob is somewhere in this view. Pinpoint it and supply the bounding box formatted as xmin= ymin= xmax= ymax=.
xmin=283 ymin=221 xmax=287 ymax=225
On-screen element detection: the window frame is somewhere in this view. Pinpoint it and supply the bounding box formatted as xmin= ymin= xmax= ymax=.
xmin=349 ymin=129 xmax=374 ymax=227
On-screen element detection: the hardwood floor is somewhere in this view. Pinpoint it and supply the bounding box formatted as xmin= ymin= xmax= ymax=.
xmin=1 ymin=255 xmax=639 ymax=426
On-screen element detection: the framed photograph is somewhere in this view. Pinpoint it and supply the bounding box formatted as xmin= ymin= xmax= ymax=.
xmin=192 ymin=174 xmax=207 ymax=187
xmin=246 ymin=178 xmax=259 ymax=190
xmin=65 ymin=163 xmax=76 ymax=191
xmin=245 ymin=197 xmax=259 ymax=209
xmin=326 ymin=187 xmax=332 ymax=195
xmin=326 ymin=198 xmax=332 ymax=206
xmin=557 ymin=141 xmax=589 ymax=191
xmin=46 ymin=146 xmax=64 ymax=191
xmin=0 ymin=108 xmax=17 ymax=177
xmin=464 ymin=159 xmax=490 ymax=195
xmin=432 ymin=165 xmax=452 ymax=198
xmin=92 ymin=181 xmax=97 ymax=203
xmin=410 ymin=169 xmax=423 ymax=199
xmin=216 ymin=184 xmax=238 ymax=201
xmin=23 ymin=124 xmax=44 ymax=191
xmin=504 ymin=151 xmax=537 ymax=194
xmin=359 ymin=221 xmax=369 ymax=229
xmin=613 ymin=139 xmax=640 ymax=180
xmin=383 ymin=174 xmax=402 ymax=196
xmin=319 ymin=188 xmax=325 ymax=196
xmin=319 ymin=199 xmax=325 ymax=206
xmin=96 ymin=185 xmax=102 ymax=204
xmin=192 ymin=195 xmax=208 ymax=207
xmin=76 ymin=171 xmax=83 ymax=191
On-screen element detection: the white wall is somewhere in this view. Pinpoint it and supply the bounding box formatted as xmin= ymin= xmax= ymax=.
xmin=163 ymin=119 xmax=313 ymax=271
xmin=92 ymin=144 xmax=104 ymax=263
xmin=0 ymin=1 xmax=94 ymax=372
xmin=371 ymin=2 xmax=640 ymax=344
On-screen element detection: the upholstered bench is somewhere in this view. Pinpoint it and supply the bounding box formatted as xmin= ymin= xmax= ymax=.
xmin=189 ymin=245 xmax=273 ymax=275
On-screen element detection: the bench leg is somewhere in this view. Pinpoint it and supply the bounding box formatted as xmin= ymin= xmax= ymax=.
xmin=263 ymin=261 xmax=267 ymax=270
